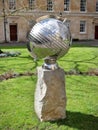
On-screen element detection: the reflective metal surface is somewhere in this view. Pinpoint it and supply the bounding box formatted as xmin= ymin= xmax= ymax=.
xmin=27 ymin=17 xmax=72 ymax=60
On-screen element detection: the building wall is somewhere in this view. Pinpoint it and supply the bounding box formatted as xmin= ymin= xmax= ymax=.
xmin=87 ymin=0 xmax=96 ymax=12
xmin=0 ymin=20 xmax=4 ymax=42
xmin=70 ymin=0 xmax=80 ymax=12
xmin=0 ymin=1 xmax=4 ymax=42
xmin=0 ymin=0 xmax=98 ymax=43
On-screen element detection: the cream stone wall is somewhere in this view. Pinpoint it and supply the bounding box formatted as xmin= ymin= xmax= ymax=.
xmin=54 ymin=0 xmax=64 ymax=12
xmin=0 ymin=20 xmax=4 ymax=42
xmin=70 ymin=0 xmax=80 ymax=12
xmin=0 ymin=0 xmax=98 ymax=42
xmin=87 ymin=0 xmax=96 ymax=12
xmin=0 ymin=1 xmax=4 ymax=42
xmin=70 ymin=17 xmax=95 ymax=40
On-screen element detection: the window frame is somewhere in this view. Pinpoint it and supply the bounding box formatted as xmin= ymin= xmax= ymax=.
xmin=66 ymin=20 xmax=71 ymax=28
xmin=9 ymin=0 xmax=16 ymax=10
xmin=80 ymin=0 xmax=86 ymax=12
xmin=96 ymin=1 xmax=98 ymax=12
xmin=29 ymin=0 xmax=36 ymax=10
xmin=64 ymin=0 xmax=70 ymax=11
xmin=47 ymin=0 xmax=53 ymax=11
xmin=80 ymin=21 xmax=86 ymax=33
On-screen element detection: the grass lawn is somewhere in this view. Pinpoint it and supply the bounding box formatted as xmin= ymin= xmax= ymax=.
xmin=0 ymin=46 xmax=98 ymax=130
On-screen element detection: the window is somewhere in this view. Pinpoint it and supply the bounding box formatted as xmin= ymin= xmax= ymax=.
xmin=66 ymin=20 xmax=70 ymax=28
xmin=80 ymin=21 xmax=86 ymax=33
xmin=29 ymin=0 xmax=36 ymax=10
xmin=47 ymin=0 xmax=53 ymax=11
xmin=64 ymin=0 xmax=70 ymax=11
xmin=9 ymin=0 xmax=16 ymax=10
xmin=80 ymin=0 xmax=86 ymax=11
xmin=96 ymin=1 xmax=98 ymax=12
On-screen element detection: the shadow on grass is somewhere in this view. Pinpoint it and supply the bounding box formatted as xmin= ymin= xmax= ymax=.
xmin=60 ymin=54 xmax=98 ymax=74
xmin=50 ymin=111 xmax=98 ymax=130
xmin=60 ymin=54 xmax=98 ymax=63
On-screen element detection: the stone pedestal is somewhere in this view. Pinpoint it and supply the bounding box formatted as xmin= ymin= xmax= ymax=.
xmin=34 ymin=67 xmax=66 ymax=121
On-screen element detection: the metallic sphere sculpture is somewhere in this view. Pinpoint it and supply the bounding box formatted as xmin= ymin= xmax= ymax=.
xmin=27 ymin=15 xmax=72 ymax=69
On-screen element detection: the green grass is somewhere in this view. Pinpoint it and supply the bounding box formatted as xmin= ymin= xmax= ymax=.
xmin=58 ymin=47 xmax=98 ymax=72
xmin=0 ymin=48 xmax=38 ymax=74
xmin=0 ymin=46 xmax=98 ymax=130
xmin=0 ymin=47 xmax=98 ymax=74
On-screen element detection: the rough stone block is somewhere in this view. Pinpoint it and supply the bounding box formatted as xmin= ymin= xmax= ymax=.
xmin=34 ymin=67 xmax=66 ymax=121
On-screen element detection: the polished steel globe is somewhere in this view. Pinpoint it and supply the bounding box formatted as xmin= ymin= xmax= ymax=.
xmin=27 ymin=17 xmax=72 ymax=60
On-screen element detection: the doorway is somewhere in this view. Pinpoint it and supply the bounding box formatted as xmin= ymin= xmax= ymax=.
xmin=10 ymin=24 xmax=17 ymax=41
xmin=95 ymin=26 xmax=98 ymax=39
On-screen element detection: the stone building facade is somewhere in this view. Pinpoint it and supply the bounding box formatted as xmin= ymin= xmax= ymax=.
xmin=0 ymin=0 xmax=98 ymax=43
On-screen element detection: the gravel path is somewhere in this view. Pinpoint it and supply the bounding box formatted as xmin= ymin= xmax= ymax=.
xmin=72 ymin=40 xmax=98 ymax=47
xmin=0 ymin=40 xmax=98 ymax=47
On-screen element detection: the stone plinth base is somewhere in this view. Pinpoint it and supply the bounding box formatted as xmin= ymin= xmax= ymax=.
xmin=34 ymin=67 xmax=66 ymax=121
